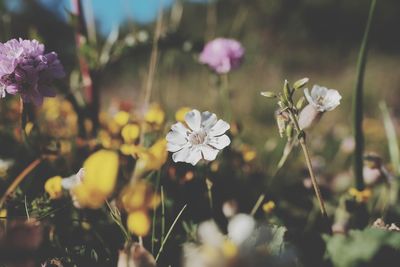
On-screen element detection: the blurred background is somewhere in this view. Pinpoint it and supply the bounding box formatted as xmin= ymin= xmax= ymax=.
xmin=1 ymin=1 xmax=400 ymax=266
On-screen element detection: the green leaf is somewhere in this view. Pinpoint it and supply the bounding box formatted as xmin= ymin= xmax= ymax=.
xmin=324 ymin=228 xmax=400 ymax=267
xmin=268 ymin=225 xmax=287 ymax=255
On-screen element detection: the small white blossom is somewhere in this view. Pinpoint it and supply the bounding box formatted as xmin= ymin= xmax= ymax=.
xmin=304 ymin=85 xmax=342 ymax=112
xmin=166 ymin=109 xmax=231 ymax=165
xmin=61 ymin=168 xmax=84 ymax=190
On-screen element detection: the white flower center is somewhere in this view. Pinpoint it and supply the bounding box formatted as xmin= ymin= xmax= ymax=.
xmin=316 ymin=95 xmax=325 ymax=106
xmin=188 ymin=130 xmax=207 ymax=145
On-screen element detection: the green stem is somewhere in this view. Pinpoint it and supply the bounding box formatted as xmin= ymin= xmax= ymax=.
xmin=151 ymin=171 xmax=161 ymax=254
xmin=288 ymin=111 xmax=327 ymax=217
xmin=353 ymin=0 xmax=377 ymax=190
xmin=155 ymin=204 xmax=187 ymax=262
xmin=220 ymin=74 xmax=232 ymax=122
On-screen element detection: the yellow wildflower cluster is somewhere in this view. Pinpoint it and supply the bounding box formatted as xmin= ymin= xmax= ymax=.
xmin=44 ymin=176 xmax=63 ymax=199
xmin=348 ymin=187 xmax=372 ymax=203
xmin=39 ymin=97 xmax=78 ymax=138
xmin=72 ymin=150 xmax=119 ymax=209
xmin=120 ymin=181 xmax=160 ymax=236
xmin=262 ymin=200 xmax=276 ymax=214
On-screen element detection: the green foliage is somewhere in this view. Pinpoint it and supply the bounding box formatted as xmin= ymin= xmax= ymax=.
xmin=324 ymin=228 xmax=400 ymax=267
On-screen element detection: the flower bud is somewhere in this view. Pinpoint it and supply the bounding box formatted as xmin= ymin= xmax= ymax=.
xmin=283 ymin=80 xmax=291 ymax=101
xmin=298 ymin=104 xmax=322 ymax=130
xmin=293 ymin=77 xmax=309 ymax=90
xmin=260 ymin=91 xmax=277 ymax=98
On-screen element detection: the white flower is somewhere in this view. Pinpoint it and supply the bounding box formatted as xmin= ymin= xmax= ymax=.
xmin=304 ymin=85 xmax=342 ymax=112
xmin=227 ymin=214 xmax=255 ymax=245
xmin=61 ymin=168 xmax=84 ymax=190
xmin=166 ymin=109 xmax=231 ymax=165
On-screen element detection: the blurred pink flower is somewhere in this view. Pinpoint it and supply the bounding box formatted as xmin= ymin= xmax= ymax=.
xmin=0 ymin=38 xmax=65 ymax=105
xmin=199 ymin=38 xmax=244 ymax=74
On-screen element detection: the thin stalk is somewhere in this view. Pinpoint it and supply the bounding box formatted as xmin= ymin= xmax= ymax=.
xmin=138 ymin=0 xmax=164 ymax=148
xmin=250 ymin=194 xmax=265 ymax=216
xmin=353 ymin=0 xmax=377 ymax=190
xmin=289 ymin=112 xmax=327 ymax=217
xmin=105 ymin=201 xmax=131 ymax=243
xmin=155 ymin=204 xmax=187 ymax=262
xmin=142 ymin=2 xmax=164 ymax=111
xmin=151 ymin=171 xmax=162 ymax=254
xmin=0 ymin=158 xmax=42 ymax=207
xmin=161 ymin=186 xmax=166 ymax=243
xmin=299 ymin=138 xmax=327 ymax=217
xmin=220 ymin=74 xmax=232 ymax=122
xmin=205 ymin=0 xmax=217 ymax=40
xmin=206 ymin=179 xmax=213 ymax=211
xmin=24 ymin=195 xmax=30 ymax=220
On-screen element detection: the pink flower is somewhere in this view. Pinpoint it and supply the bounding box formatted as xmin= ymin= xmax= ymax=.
xmin=199 ymin=38 xmax=244 ymax=74
xmin=0 ymin=39 xmax=65 ymax=105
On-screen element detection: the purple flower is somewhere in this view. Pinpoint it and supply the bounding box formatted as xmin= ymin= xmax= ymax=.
xmin=0 ymin=38 xmax=65 ymax=105
xmin=199 ymin=38 xmax=244 ymax=74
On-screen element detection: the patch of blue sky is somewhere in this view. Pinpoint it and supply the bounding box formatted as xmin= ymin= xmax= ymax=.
xmin=4 ymin=0 xmax=208 ymax=35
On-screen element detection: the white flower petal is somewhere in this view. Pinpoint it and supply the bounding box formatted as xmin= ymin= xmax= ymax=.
xmin=208 ymin=134 xmax=230 ymax=150
xmin=304 ymin=88 xmax=314 ymax=105
xmin=185 ymin=109 xmax=202 ymax=131
xmin=200 ymin=145 xmax=219 ymax=161
xmin=197 ymin=220 xmax=224 ymax=247
xmin=185 ymin=147 xmax=202 ymax=165
xmin=228 ymin=214 xmax=255 ymax=245
xmin=172 ymin=147 xmax=191 ymax=163
xmin=166 ymin=131 xmax=187 ymax=146
xmin=311 ymin=85 xmax=327 ymax=99
xmin=201 ymin=111 xmax=217 ymax=130
xmin=171 ymin=122 xmax=190 ymax=136
xmin=208 ymin=119 xmax=230 ymax=136
xmin=167 ymin=142 xmax=184 ymax=152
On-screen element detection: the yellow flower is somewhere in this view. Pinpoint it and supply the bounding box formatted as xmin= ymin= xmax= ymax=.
xmin=222 ymin=239 xmax=238 ymax=259
xmin=25 ymin=122 xmax=34 ymax=135
xmin=349 ymin=187 xmax=372 ymax=203
xmin=0 ymin=209 xmax=7 ymax=218
xmin=175 ymin=107 xmax=191 ymax=123
xmin=44 ymin=176 xmax=63 ymax=199
xmin=98 ymin=130 xmax=112 ymax=148
xmin=127 ymin=210 xmax=151 ymax=236
xmin=241 ymin=145 xmax=257 ymax=162
xmin=114 ymin=111 xmax=130 ymax=126
xmin=262 ymin=201 xmax=276 ymax=213
xmin=121 ymin=123 xmax=140 ymax=143
xmin=134 ymin=139 xmax=167 ymax=177
xmin=120 ymin=181 xmax=160 ymax=213
xmin=144 ymin=104 xmax=165 ymax=125
xmin=72 ymin=150 xmax=119 ymax=209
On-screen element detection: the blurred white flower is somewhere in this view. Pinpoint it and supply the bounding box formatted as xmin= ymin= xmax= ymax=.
xmin=166 ymin=109 xmax=231 ymax=165
xmin=0 ymin=158 xmax=13 ymax=176
xmin=304 ymin=85 xmax=342 ymax=112
xmin=197 ymin=220 xmax=224 ymax=247
xmin=61 ymin=168 xmax=84 ymax=190
xmin=227 ymin=214 xmax=255 ymax=245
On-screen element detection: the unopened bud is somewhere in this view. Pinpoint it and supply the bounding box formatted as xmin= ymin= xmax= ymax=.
xmin=260 ymin=91 xmax=277 ymax=98
xmin=283 ymin=79 xmax=291 ymax=101
xmin=296 ymin=96 xmax=306 ymax=110
xmin=293 ymin=77 xmax=309 ymax=90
